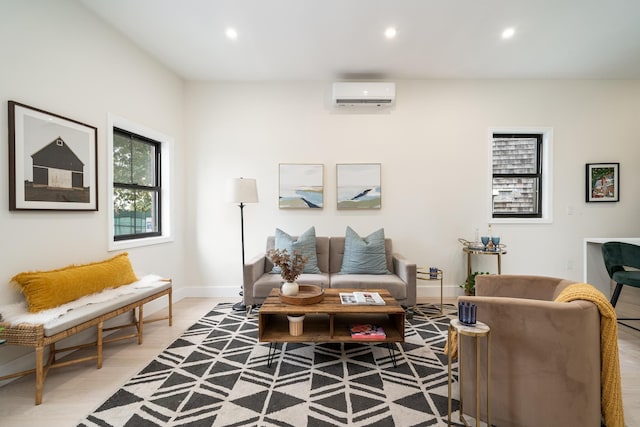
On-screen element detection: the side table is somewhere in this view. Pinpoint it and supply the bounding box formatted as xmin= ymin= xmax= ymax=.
xmin=463 ymin=247 xmax=507 ymax=287
xmin=416 ymin=267 xmax=443 ymax=313
xmin=448 ymin=319 xmax=490 ymax=427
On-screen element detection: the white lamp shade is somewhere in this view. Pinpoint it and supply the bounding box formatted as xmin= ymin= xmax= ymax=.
xmin=228 ymin=177 xmax=258 ymax=203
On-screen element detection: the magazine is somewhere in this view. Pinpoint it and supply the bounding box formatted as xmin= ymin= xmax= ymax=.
xmin=339 ymin=291 xmax=386 ymax=305
xmin=349 ymin=324 xmax=386 ymax=340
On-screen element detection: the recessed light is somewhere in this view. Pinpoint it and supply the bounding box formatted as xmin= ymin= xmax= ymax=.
xmin=225 ymin=28 xmax=238 ymax=40
xmin=384 ymin=27 xmax=397 ymax=39
xmin=501 ymin=27 xmax=515 ymax=39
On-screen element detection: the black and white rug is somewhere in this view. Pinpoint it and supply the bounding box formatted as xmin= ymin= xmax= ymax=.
xmin=79 ymin=303 xmax=461 ymax=427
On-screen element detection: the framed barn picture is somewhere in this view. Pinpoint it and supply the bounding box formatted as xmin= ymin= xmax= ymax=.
xmin=8 ymin=101 xmax=98 ymax=211
xmin=586 ymin=162 xmax=619 ymax=203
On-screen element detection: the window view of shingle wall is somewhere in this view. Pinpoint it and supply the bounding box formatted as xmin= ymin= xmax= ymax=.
xmin=492 ymin=137 xmax=539 ymax=215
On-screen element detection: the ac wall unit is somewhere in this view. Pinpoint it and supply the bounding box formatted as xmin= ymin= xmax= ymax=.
xmin=332 ymin=82 xmax=396 ymax=107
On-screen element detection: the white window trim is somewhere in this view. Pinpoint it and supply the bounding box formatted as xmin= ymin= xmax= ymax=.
xmin=488 ymin=127 xmax=553 ymax=224
xmin=107 ymin=114 xmax=174 ymax=251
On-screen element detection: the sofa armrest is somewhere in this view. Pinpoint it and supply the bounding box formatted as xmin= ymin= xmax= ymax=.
xmin=243 ymin=254 xmax=267 ymax=305
xmin=392 ymin=253 xmax=417 ymax=306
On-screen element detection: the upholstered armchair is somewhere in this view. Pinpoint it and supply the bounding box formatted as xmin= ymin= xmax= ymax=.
xmin=457 ymin=275 xmax=601 ymax=427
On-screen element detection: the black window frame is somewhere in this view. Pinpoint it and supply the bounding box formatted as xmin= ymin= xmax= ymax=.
xmin=113 ymin=127 xmax=162 ymax=241
xmin=492 ymin=133 xmax=543 ymax=219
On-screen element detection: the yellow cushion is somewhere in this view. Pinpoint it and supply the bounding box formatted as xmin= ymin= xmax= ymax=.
xmin=11 ymin=253 xmax=138 ymax=312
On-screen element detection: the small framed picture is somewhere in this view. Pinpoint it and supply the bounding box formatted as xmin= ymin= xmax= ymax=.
xmin=8 ymin=101 xmax=98 ymax=211
xmin=586 ymin=162 xmax=619 ymax=202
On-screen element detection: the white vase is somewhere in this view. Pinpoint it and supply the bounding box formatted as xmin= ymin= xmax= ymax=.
xmin=281 ymin=281 xmax=299 ymax=296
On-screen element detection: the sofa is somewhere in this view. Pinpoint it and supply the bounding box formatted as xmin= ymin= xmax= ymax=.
xmin=457 ymin=275 xmax=602 ymax=427
xmin=243 ymin=229 xmax=416 ymax=313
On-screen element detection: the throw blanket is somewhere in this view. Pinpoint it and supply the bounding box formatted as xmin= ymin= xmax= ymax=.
xmin=444 ymin=327 xmax=458 ymax=359
xmin=555 ymin=283 xmax=625 ymax=427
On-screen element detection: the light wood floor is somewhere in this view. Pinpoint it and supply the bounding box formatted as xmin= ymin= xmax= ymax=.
xmin=0 ymin=295 xmax=638 ymax=427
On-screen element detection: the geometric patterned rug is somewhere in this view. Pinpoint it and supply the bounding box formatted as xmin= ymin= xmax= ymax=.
xmin=78 ymin=303 xmax=462 ymax=427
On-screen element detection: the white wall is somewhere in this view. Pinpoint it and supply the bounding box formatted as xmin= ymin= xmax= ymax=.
xmin=0 ymin=0 xmax=185 ymax=366
xmin=1 ymin=0 xmax=639 ymax=373
xmin=184 ymin=80 xmax=640 ymax=296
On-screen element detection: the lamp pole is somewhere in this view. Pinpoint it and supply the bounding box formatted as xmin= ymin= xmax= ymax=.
xmin=233 ymin=201 xmax=247 ymax=312
xmin=229 ymin=177 xmax=258 ymax=312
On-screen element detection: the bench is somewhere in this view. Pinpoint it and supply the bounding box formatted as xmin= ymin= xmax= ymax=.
xmin=0 ymin=255 xmax=172 ymax=405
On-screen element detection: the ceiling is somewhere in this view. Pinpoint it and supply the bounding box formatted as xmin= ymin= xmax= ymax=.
xmin=80 ymin=0 xmax=640 ymax=81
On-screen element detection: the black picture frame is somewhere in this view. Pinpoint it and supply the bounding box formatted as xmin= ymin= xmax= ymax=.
xmin=585 ymin=162 xmax=619 ymax=203
xmin=8 ymin=101 xmax=98 ymax=211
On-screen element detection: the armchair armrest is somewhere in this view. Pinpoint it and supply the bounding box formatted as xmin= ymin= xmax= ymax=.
xmin=393 ymin=253 xmax=417 ymax=306
xmin=475 ymin=274 xmax=575 ymax=301
xmin=243 ymin=254 xmax=267 ymax=306
xmin=459 ymin=295 xmax=600 ymax=345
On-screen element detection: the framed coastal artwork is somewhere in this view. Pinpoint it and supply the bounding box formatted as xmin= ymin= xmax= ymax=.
xmin=8 ymin=101 xmax=98 ymax=211
xmin=336 ymin=163 xmax=381 ymax=209
xmin=278 ymin=163 xmax=324 ymax=209
xmin=586 ymin=162 xmax=619 ymax=202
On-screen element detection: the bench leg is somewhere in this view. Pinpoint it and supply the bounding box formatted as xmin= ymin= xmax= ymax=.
xmin=168 ymin=290 xmax=173 ymax=326
xmin=138 ymin=304 xmax=144 ymax=345
xmin=97 ymin=320 xmax=104 ymax=369
xmin=35 ymin=346 xmax=44 ymax=405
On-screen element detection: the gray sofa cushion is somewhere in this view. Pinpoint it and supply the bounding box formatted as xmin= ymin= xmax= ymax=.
xmin=330 ymin=273 xmax=407 ymax=301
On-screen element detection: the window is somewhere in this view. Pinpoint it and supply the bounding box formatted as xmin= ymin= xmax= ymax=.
xmin=490 ymin=129 xmax=553 ymax=223
xmin=108 ymin=115 xmax=173 ymax=250
xmin=113 ymin=128 xmax=161 ymax=240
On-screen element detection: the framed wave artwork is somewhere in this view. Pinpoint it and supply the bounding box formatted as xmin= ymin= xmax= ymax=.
xmin=278 ymin=163 xmax=324 ymax=209
xmin=336 ymin=163 xmax=381 ymax=209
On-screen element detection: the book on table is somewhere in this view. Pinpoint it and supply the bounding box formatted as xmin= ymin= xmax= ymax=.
xmin=349 ymin=323 xmax=386 ymax=340
xmin=339 ymin=291 xmax=386 ymax=305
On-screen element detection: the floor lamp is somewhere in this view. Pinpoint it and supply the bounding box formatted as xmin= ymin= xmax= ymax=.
xmin=229 ymin=177 xmax=258 ymax=312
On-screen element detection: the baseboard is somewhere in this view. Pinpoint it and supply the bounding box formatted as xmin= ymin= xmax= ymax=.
xmin=175 ymin=286 xmax=242 ymax=299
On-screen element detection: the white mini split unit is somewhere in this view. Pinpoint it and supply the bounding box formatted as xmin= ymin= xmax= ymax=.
xmin=332 ymin=82 xmax=396 ymax=107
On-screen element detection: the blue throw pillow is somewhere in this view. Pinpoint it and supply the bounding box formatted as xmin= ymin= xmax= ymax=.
xmin=339 ymin=226 xmax=390 ymax=275
xmin=271 ymin=227 xmax=321 ymax=274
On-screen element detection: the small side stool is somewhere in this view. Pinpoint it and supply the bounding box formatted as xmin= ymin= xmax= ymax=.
xmin=417 ymin=267 xmax=443 ymax=313
xmin=448 ymin=319 xmax=491 ymax=427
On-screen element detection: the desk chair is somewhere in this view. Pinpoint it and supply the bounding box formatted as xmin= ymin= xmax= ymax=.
xmin=601 ymin=241 xmax=640 ymax=331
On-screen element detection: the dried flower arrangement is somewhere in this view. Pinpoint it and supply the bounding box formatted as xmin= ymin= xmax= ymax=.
xmin=267 ymin=248 xmax=308 ymax=283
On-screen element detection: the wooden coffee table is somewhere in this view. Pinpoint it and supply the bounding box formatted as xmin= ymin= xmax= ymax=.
xmin=259 ymin=288 xmax=405 ymax=366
